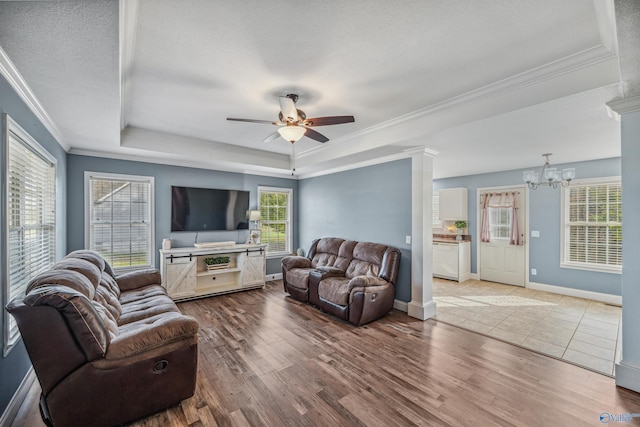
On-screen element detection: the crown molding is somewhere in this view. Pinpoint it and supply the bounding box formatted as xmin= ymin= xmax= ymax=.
xmin=119 ymin=0 xmax=139 ymax=130
xmin=0 ymin=46 xmax=68 ymax=150
xmin=606 ymin=95 xmax=640 ymax=115
xmin=68 ymin=147 xmax=297 ymax=180
xmin=296 ymin=45 xmax=618 ymax=161
xmin=295 ymin=146 xmax=436 ymax=179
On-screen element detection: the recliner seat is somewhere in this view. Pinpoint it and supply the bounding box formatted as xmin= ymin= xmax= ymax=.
xmin=7 ymin=250 xmax=199 ymax=427
xmin=282 ymin=237 xmax=400 ymax=326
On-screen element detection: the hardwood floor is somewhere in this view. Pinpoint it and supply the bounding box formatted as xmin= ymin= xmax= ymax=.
xmin=12 ymin=281 xmax=640 ymax=426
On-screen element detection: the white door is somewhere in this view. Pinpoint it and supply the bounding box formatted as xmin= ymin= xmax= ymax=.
xmin=479 ymin=189 xmax=526 ymax=287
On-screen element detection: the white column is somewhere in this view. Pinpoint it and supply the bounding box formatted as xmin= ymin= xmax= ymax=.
xmin=608 ymin=97 xmax=640 ymax=392
xmin=408 ymin=148 xmax=437 ymax=320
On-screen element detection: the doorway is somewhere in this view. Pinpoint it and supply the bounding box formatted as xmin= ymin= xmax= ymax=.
xmin=478 ymin=186 xmax=527 ymax=287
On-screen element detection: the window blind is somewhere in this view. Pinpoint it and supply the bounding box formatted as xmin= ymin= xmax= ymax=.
xmin=432 ymin=191 xmax=442 ymax=228
xmin=259 ymin=188 xmax=292 ymax=254
xmin=564 ymin=181 xmax=622 ymax=270
xmin=5 ymin=128 xmax=56 ymax=353
xmin=88 ymin=175 xmax=153 ymax=270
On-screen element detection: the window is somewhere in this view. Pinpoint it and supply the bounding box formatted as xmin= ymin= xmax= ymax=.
xmin=488 ymin=207 xmax=512 ymax=240
xmin=3 ymin=114 xmax=56 ymax=355
xmin=86 ymin=172 xmax=154 ymax=271
xmin=258 ymin=187 xmax=292 ymax=256
xmin=561 ymin=177 xmax=621 ymax=273
xmin=432 ymin=191 xmax=442 ymax=229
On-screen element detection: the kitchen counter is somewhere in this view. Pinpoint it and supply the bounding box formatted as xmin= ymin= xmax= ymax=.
xmin=433 ymin=238 xmax=465 ymax=244
xmin=433 ymin=234 xmax=471 ymax=244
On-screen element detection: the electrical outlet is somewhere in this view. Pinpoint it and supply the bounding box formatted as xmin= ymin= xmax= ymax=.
xmin=531 ymin=230 xmax=540 ymax=237
xmin=406 ymin=236 xmax=411 ymax=244
xmin=531 ymin=268 xmax=537 ymax=276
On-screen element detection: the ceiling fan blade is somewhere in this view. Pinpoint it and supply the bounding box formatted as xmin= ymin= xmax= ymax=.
xmin=304 ymin=116 xmax=355 ymax=127
xmin=227 ymin=117 xmax=277 ymax=124
xmin=303 ymin=127 xmax=329 ymax=143
xmin=279 ymin=96 xmax=299 ymax=122
xmin=262 ymin=131 xmax=281 ymax=144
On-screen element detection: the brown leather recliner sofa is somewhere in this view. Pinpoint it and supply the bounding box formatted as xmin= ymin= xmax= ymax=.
xmin=6 ymin=250 xmax=199 ymax=427
xmin=282 ymin=237 xmax=400 ymax=326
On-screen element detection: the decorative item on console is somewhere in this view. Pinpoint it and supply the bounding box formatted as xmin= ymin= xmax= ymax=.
xmin=454 ymin=221 xmax=467 ymax=241
xmin=245 ymin=210 xmax=262 ymax=244
xmin=204 ymin=256 xmax=231 ymax=271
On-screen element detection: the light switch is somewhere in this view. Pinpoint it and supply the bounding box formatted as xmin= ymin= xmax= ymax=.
xmin=531 ymin=230 xmax=540 ymax=238
xmin=406 ymin=236 xmax=411 ymax=244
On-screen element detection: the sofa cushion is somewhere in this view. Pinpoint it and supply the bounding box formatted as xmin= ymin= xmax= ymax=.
xmin=119 ymin=288 xmax=179 ymax=325
xmin=119 ymin=284 xmax=167 ymax=304
xmin=334 ymin=240 xmax=357 ymax=271
xmin=91 ymin=300 xmax=119 ymax=339
xmin=27 ymin=269 xmax=97 ymax=300
xmin=23 ymin=285 xmax=109 ymax=359
xmin=285 ymin=268 xmax=311 ymax=290
xmin=107 ymin=312 xmax=199 ymax=360
xmin=318 ymin=277 xmax=351 ymax=306
xmin=65 ymin=250 xmax=106 ymax=272
xmin=101 ymin=273 xmax=121 ymax=298
xmin=345 ymin=242 xmax=387 ymax=279
xmin=51 ymin=258 xmax=102 ymax=291
xmin=95 ymin=282 xmax=122 ymax=320
xmin=311 ymin=237 xmax=344 ymax=268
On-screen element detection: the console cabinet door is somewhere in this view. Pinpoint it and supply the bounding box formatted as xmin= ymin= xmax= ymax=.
xmin=239 ymin=252 xmax=265 ymax=287
xmin=165 ymin=258 xmax=197 ymax=298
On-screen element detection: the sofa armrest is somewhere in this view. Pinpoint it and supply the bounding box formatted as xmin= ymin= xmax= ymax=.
xmin=282 ymin=256 xmax=312 ymax=270
xmin=106 ymin=313 xmax=199 ymax=360
xmin=116 ymin=269 xmax=162 ymax=292
xmin=347 ymin=275 xmax=389 ymax=292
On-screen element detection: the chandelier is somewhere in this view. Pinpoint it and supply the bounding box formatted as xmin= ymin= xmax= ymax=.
xmin=523 ymin=153 xmax=575 ymax=189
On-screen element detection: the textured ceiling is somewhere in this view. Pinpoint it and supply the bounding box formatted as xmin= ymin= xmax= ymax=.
xmin=0 ymin=0 xmax=632 ymax=178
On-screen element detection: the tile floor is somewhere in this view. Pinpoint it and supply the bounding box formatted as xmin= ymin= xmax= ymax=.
xmin=433 ymin=278 xmax=621 ymax=376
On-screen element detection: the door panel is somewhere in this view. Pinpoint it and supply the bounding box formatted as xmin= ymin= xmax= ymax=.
xmin=479 ymin=188 xmax=526 ymax=287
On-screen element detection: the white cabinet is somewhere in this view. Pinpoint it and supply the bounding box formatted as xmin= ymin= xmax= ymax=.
xmin=433 ymin=241 xmax=470 ymax=282
xmin=160 ymin=244 xmax=266 ymax=301
xmin=439 ymin=187 xmax=468 ymax=220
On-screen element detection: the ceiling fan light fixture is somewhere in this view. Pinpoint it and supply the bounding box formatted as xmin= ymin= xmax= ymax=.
xmin=278 ymin=125 xmax=306 ymax=143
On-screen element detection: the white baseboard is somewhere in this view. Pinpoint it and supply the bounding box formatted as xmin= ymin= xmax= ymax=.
xmin=470 ymin=273 xmax=480 ymax=280
xmin=0 ymin=368 xmax=35 ymax=427
xmin=407 ymin=300 xmax=437 ymax=320
xmin=393 ymin=299 xmax=408 ymax=312
xmin=616 ymin=360 xmax=640 ymax=393
xmin=265 ymin=273 xmax=282 ymax=281
xmin=527 ymin=281 xmax=621 ymax=305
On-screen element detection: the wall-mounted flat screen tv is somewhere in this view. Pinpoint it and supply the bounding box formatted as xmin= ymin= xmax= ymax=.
xmin=171 ymin=186 xmax=250 ymax=232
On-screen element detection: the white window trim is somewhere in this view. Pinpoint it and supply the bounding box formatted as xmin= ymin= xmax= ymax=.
xmin=258 ymin=186 xmax=293 ymax=258
xmin=560 ymin=176 xmax=622 ymax=275
xmin=84 ymin=171 xmax=155 ymax=272
xmin=3 ymin=114 xmax=57 ymax=356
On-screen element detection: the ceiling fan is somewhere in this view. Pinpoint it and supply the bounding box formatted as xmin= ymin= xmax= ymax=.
xmin=227 ymin=94 xmax=355 ymax=144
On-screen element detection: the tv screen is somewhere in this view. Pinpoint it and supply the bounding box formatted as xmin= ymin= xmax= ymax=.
xmin=171 ymin=186 xmax=250 ymax=232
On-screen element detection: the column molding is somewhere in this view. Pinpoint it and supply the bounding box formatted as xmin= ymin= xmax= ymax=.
xmin=408 ymin=149 xmax=437 ymax=320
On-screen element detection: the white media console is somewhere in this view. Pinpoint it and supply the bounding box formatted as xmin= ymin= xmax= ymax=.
xmin=159 ymin=243 xmax=266 ymax=301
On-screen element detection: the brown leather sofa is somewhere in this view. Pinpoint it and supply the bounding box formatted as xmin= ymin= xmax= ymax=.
xmin=6 ymin=250 xmax=199 ymax=427
xmin=282 ymin=237 xmax=400 ymax=326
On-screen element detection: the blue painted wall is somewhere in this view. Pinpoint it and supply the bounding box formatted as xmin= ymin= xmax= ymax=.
xmin=434 ymin=157 xmax=621 ymax=296
xmin=298 ymin=159 xmax=413 ymax=302
xmin=0 ymin=75 xmax=67 ymax=416
xmin=66 ymin=155 xmax=297 ymax=275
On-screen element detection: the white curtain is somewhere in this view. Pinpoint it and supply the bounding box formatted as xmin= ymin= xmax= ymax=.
xmin=480 ymin=192 xmax=522 ymax=245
